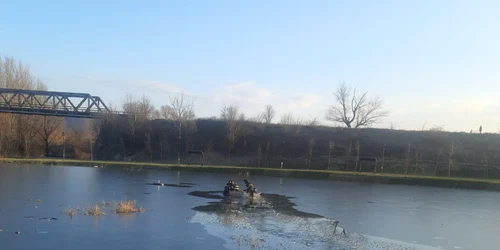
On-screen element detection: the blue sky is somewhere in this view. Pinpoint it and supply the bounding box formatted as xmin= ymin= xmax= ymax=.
xmin=1 ymin=0 xmax=500 ymax=132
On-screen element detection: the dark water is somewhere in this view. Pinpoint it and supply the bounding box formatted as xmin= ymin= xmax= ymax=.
xmin=0 ymin=164 xmax=499 ymax=249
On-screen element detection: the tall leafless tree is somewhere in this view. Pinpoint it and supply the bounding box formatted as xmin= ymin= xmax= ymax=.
xmin=308 ymin=138 xmax=315 ymax=169
xmin=204 ymin=138 xmax=213 ymax=164
xmin=326 ymin=83 xmax=388 ymax=128
xmin=220 ymin=105 xmax=244 ymax=163
xmin=280 ymin=113 xmax=295 ymax=125
xmin=159 ymin=105 xmax=174 ymax=120
xmin=328 ymin=141 xmax=334 ymax=170
xmin=145 ymin=132 xmax=152 ymax=162
xmin=448 ymin=141 xmax=456 ymax=177
xmin=169 ymin=93 xmax=195 ymax=163
xmin=35 ymin=116 xmax=64 ymax=157
xmin=0 ymin=56 xmax=47 ymax=157
xmin=85 ymin=119 xmax=101 ymax=161
xmin=220 ymin=105 xmax=240 ymax=121
xmin=260 ymin=105 xmax=276 ymax=124
xmin=434 ymin=148 xmax=443 ymax=176
xmin=256 ymin=144 xmax=262 ymax=167
xmin=265 ymin=141 xmax=270 ymax=168
xmin=404 ymin=144 xmax=411 ymax=175
xmin=354 ymin=140 xmax=360 ymax=172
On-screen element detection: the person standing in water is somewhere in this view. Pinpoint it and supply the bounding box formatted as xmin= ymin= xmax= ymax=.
xmin=243 ymin=179 xmax=256 ymax=197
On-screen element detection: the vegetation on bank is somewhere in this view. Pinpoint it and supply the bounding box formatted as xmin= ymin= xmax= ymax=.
xmin=2 ymin=55 xmax=500 ymax=181
xmin=3 ymin=158 xmax=500 ymax=191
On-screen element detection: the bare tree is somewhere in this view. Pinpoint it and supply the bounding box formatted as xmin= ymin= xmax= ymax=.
xmin=20 ymin=115 xmax=40 ymax=158
xmin=260 ymin=105 xmax=276 ymax=124
xmin=159 ymin=105 xmax=174 ymax=120
xmin=0 ymin=56 xmax=48 ymax=157
xmin=169 ymin=93 xmax=195 ymax=163
xmin=481 ymin=153 xmax=489 ymax=179
xmin=421 ymin=121 xmax=427 ymax=131
xmin=256 ymin=144 xmax=262 ymax=167
xmin=413 ymin=150 xmax=419 ymax=175
xmin=220 ymin=105 xmax=243 ymax=163
xmin=429 ymin=125 xmax=445 ymax=131
xmin=35 ymin=116 xmax=64 ymax=157
xmin=151 ymin=109 xmax=162 ymax=120
xmin=448 ymin=142 xmax=456 ymax=177
xmin=243 ymin=139 xmax=248 ymax=167
xmin=404 ymin=144 xmax=411 ymax=175
xmin=137 ymin=95 xmax=155 ymax=120
xmin=308 ymin=117 xmax=319 ymax=126
xmin=220 ymin=105 xmax=240 ymax=121
xmin=346 ymin=140 xmax=352 ymax=171
xmin=434 ymin=148 xmax=443 ymax=176
xmin=85 ymin=119 xmax=101 ymax=161
xmin=265 ymin=141 xmax=270 ymax=168
xmin=280 ymin=113 xmax=295 ymax=125
xmin=122 ymin=93 xmax=138 ymax=114
xmin=308 ymin=138 xmax=315 ymax=169
xmin=325 ymin=83 xmax=388 ymax=128
xmin=145 ymin=132 xmax=152 ymax=162
xmin=205 ymin=138 xmax=213 ymax=165
xmin=354 ymin=140 xmax=360 ymax=172
xmin=328 ymin=141 xmax=334 ymax=170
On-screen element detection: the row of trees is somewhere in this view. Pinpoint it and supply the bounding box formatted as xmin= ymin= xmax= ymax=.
xmin=1 ymin=55 xmax=498 ymax=179
xmin=0 ymin=57 xmax=65 ymax=158
xmin=0 ymin=55 xmax=389 ymax=164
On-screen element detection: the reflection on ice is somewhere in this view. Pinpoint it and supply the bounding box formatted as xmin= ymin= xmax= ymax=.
xmin=189 ymin=191 xmax=442 ymax=250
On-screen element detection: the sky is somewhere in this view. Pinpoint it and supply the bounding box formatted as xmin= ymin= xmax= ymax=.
xmin=1 ymin=0 xmax=500 ymax=132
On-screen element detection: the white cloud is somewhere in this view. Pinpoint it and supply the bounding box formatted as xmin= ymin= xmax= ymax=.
xmin=211 ymin=82 xmax=277 ymax=105
xmin=138 ymin=80 xmax=181 ymax=93
xmin=287 ymin=94 xmax=320 ymax=110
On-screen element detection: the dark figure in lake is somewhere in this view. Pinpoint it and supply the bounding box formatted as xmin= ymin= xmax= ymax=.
xmin=223 ymin=180 xmax=240 ymax=196
xmin=243 ymin=179 xmax=256 ymax=197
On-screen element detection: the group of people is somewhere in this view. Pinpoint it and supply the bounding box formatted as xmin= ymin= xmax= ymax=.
xmin=224 ymin=180 xmax=240 ymax=192
xmin=223 ymin=179 xmax=257 ymax=197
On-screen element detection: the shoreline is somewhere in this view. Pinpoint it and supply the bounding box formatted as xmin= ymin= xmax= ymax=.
xmin=1 ymin=158 xmax=500 ymax=191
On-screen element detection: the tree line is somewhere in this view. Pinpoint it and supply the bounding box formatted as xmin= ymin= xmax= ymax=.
xmin=3 ymin=55 xmax=499 ymax=179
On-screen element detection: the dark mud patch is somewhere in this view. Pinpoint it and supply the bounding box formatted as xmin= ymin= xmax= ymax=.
xmin=188 ymin=191 xmax=322 ymax=218
xmin=39 ymin=217 xmax=58 ymax=221
xmin=260 ymin=193 xmax=321 ymax=218
xmin=188 ymin=191 xmax=224 ymax=199
xmin=24 ymin=216 xmax=58 ymax=221
xmin=146 ymin=182 xmax=193 ymax=188
xmin=180 ymin=182 xmax=197 ymax=185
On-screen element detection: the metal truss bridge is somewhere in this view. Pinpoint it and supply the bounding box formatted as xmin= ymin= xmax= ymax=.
xmin=0 ymin=88 xmax=112 ymax=118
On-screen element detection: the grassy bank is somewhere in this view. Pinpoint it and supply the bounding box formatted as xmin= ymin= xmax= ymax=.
xmin=2 ymin=158 xmax=500 ymax=191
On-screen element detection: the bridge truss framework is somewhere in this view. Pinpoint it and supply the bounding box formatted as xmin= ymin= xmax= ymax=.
xmin=0 ymin=88 xmax=111 ymax=118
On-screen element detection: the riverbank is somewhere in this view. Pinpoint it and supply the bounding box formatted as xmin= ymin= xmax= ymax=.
xmin=1 ymin=158 xmax=500 ymax=191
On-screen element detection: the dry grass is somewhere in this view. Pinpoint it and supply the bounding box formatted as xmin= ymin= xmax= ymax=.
xmin=66 ymin=207 xmax=77 ymax=217
xmin=100 ymin=200 xmax=115 ymax=208
xmin=63 ymin=200 xmax=144 ymax=217
xmin=84 ymin=203 xmax=106 ymax=216
xmin=115 ymin=200 xmax=144 ymax=213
